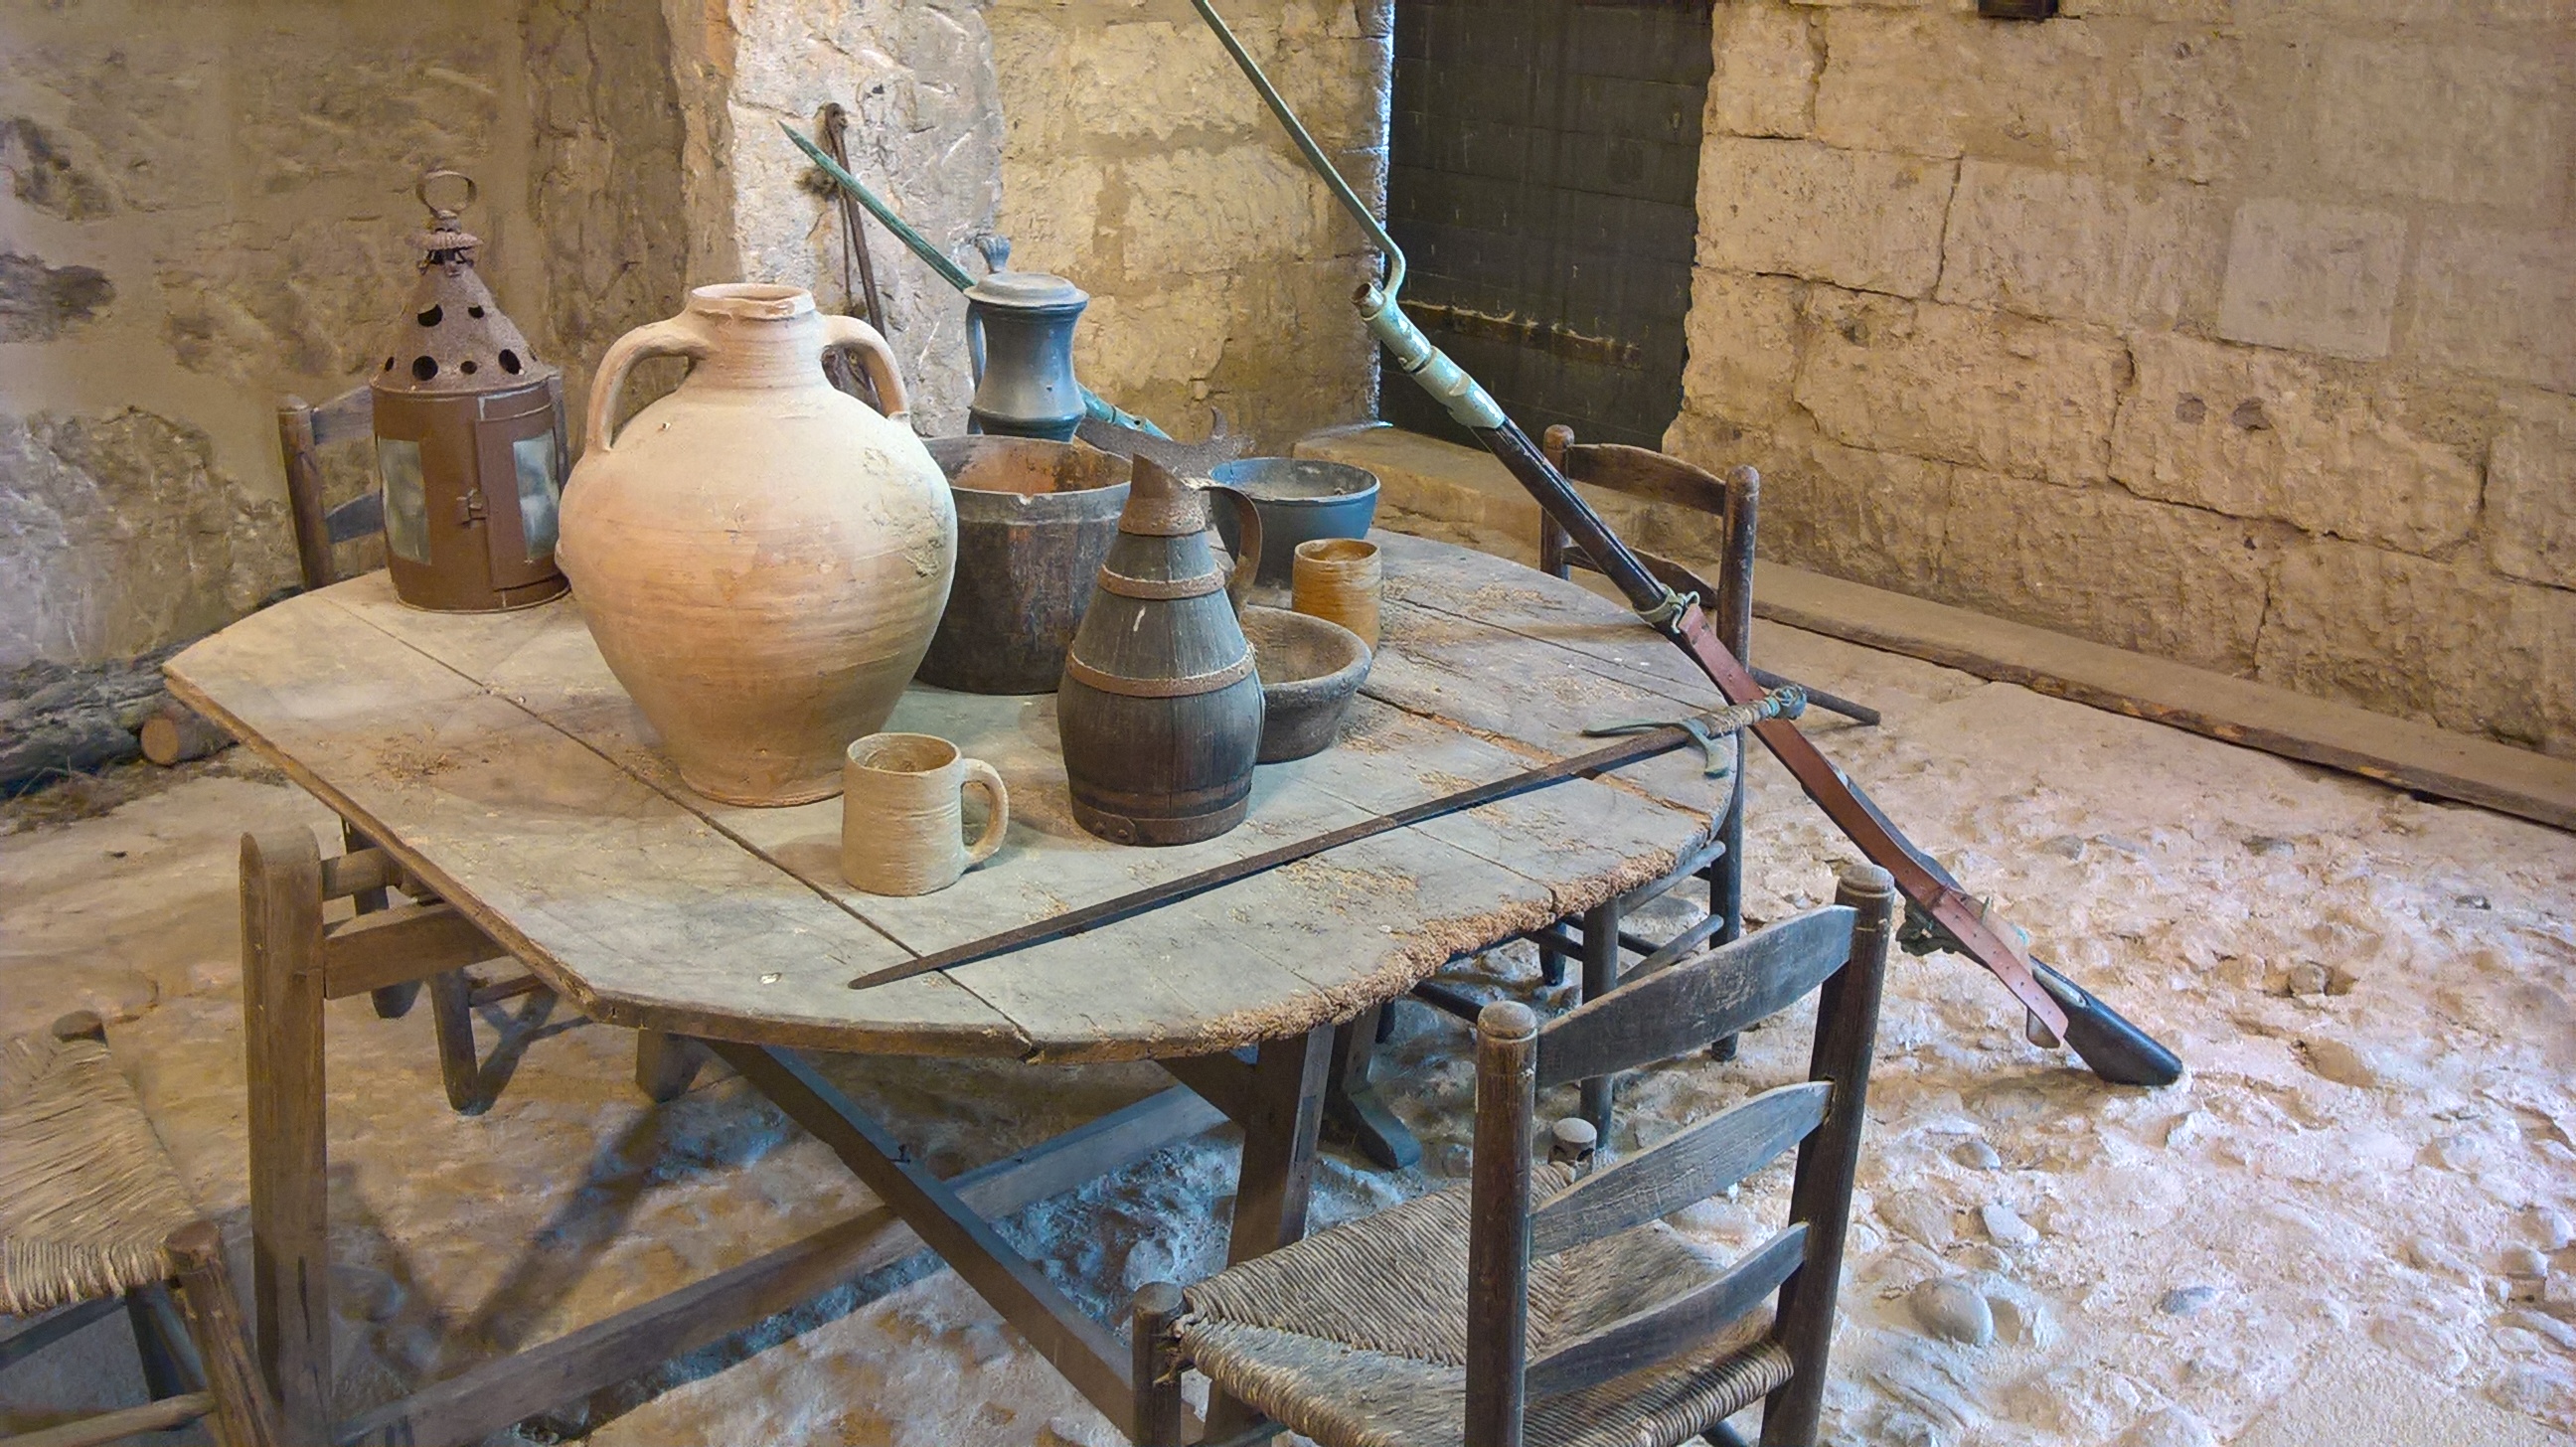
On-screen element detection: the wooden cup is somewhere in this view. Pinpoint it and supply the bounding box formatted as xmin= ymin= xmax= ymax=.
xmin=1291 ymin=537 xmax=1381 ymax=649
xmin=840 ymin=732 xmax=1009 ymax=895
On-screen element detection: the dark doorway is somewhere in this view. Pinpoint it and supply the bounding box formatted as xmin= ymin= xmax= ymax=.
xmin=1382 ymin=0 xmax=1711 ymax=450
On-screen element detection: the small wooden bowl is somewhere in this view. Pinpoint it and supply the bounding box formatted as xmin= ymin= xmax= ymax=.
xmin=1242 ymin=605 xmax=1372 ymax=762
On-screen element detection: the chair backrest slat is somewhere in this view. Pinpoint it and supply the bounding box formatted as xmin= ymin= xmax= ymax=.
xmin=1534 ymin=904 xmax=1855 ymax=1090
xmin=324 ymin=491 xmax=385 ymax=546
xmin=1559 ymin=441 xmax=1731 ymax=518
xmin=279 ymin=385 xmax=380 ymax=590
xmin=1528 ymin=1081 xmax=1830 ymax=1258
xmin=307 ymin=387 xmax=376 ymax=448
xmin=1521 ymin=1223 xmax=1808 ymax=1401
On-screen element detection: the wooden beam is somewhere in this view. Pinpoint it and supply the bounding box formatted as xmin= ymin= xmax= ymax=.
xmin=713 ymin=1043 xmax=1137 ymax=1429
xmin=337 ymin=1085 xmax=1220 ymax=1447
xmin=321 ymin=903 xmax=501 ymax=1000
xmin=2 ymin=1392 xmax=213 ymax=1447
xmin=1158 ymin=1047 xmax=1256 ymax=1126
xmin=319 ymin=848 xmax=393 ymax=902
xmin=1753 ymin=563 xmax=2576 ymax=834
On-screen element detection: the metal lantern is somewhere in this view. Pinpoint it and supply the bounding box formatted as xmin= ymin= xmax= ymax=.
xmin=370 ymin=170 xmax=569 ymax=612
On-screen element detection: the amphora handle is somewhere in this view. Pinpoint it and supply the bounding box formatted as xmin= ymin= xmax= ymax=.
xmin=820 ymin=314 xmax=911 ymax=422
xmin=584 ymin=315 xmax=711 ymax=455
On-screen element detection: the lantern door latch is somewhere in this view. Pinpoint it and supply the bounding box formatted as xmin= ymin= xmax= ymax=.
xmin=457 ymin=488 xmax=488 ymax=526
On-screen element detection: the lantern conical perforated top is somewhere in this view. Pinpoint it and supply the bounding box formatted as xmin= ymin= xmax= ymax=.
xmin=369 ymin=168 xmax=569 ymax=613
xmin=373 ymin=171 xmax=555 ymax=397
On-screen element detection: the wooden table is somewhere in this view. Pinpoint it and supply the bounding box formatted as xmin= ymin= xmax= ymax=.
xmin=168 ymin=532 xmax=1736 ymax=1445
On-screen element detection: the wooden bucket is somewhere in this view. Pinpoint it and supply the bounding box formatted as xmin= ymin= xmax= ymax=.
xmin=918 ymin=436 xmax=1132 ymax=694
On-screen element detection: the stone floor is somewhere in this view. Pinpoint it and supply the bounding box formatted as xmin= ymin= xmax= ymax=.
xmin=3 ymin=614 xmax=2572 ymax=1446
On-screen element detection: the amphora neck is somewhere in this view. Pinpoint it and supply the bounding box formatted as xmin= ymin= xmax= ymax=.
xmin=684 ymin=283 xmax=829 ymax=390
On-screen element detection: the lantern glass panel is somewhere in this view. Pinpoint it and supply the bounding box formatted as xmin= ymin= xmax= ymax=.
xmin=511 ymin=433 xmax=563 ymax=561
xmin=379 ymin=438 xmax=430 ymax=563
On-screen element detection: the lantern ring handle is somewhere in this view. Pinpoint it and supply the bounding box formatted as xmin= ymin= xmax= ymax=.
xmin=417 ymin=169 xmax=478 ymax=220
xmin=585 ymin=317 xmax=713 ymax=455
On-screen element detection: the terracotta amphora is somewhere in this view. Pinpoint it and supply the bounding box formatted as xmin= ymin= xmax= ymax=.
xmin=558 ymin=283 xmax=955 ymax=806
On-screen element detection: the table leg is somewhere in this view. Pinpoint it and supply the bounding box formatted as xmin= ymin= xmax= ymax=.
xmin=123 ymin=1284 xmax=192 ymax=1399
xmin=425 ymin=966 xmax=491 ymax=1115
xmin=1324 ymin=1005 xmax=1420 ymax=1170
xmin=241 ymin=829 xmax=333 ymax=1442
xmin=1578 ymin=899 xmax=1621 ymax=1137
xmin=344 ymin=819 xmax=419 ymax=1024
xmin=1208 ymin=1022 xmax=1332 ymax=1439
xmin=634 ymin=1029 xmax=707 ymax=1102
xmin=1707 ymin=767 xmax=1745 ymax=1063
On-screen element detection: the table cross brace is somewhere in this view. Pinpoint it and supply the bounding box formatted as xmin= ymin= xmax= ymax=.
xmin=713 ymin=1041 xmax=1142 ymax=1429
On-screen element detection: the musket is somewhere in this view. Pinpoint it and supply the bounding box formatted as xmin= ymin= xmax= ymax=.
xmin=1190 ymin=0 xmax=2181 ymax=1086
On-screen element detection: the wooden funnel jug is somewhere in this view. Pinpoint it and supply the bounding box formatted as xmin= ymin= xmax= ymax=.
xmin=1056 ymin=456 xmax=1265 ymax=845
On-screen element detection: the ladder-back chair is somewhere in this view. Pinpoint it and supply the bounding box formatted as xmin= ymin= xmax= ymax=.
xmin=1 ymin=1014 xmax=281 ymax=1444
xmin=1525 ymin=426 xmax=1875 ymax=1134
xmin=1135 ymin=864 xmax=1896 ymax=1447
xmin=274 ymin=390 xmax=603 ymax=1115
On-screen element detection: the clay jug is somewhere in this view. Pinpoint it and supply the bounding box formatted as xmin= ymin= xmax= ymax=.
xmin=558 ymin=283 xmax=955 ymax=807
xmin=1057 ymin=456 xmax=1264 ymax=846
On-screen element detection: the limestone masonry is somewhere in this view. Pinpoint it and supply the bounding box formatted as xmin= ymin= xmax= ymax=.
xmin=1665 ymin=0 xmax=2576 ymax=757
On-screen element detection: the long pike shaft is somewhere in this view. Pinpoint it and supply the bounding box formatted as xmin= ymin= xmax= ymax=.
xmin=1190 ymin=0 xmax=2181 ymax=1086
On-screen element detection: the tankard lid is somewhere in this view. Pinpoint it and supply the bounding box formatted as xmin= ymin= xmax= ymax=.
xmin=964 ymin=270 xmax=1089 ymax=313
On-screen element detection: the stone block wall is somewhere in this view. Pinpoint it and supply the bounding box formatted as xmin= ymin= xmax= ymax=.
xmin=0 ymin=0 xmax=1013 ymax=673
xmin=989 ymin=0 xmax=1389 ymax=450
xmin=681 ymin=0 xmax=1004 ymax=435
xmin=1665 ymin=0 xmax=2576 ymax=757
xmin=1 ymin=1 xmax=535 ymax=668
xmin=0 ymin=0 xmax=693 ymax=672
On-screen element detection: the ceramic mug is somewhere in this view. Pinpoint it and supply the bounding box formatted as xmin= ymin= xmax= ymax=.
xmin=841 ymin=732 xmax=1009 ymax=895
xmin=1291 ymin=537 xmax=1381 ymax=649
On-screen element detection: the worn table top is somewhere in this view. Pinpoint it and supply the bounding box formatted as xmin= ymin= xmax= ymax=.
xmin=168 ymin=533 xmax=1736 ymax=1062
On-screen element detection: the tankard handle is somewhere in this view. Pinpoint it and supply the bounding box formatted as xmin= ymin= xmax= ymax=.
xmin=820 ymin=315 xmax=911 ymax=423
xmin=1202 ymin=484 xmax=1263 ymax=615
xmin=585 ymin=316 xmax=711 ymax=456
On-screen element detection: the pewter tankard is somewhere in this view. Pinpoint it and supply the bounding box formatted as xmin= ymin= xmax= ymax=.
xmin=965 ymin=270 xmax=1088 ymax=441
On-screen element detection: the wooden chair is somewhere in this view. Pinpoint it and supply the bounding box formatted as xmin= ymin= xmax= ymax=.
xmin=278 ymin=387 xmax=387 ymax=597
xmin=1529 ymin=426 xmax=1878 ymax=1133
xmin=0 ymin=1013 xmax=280 ymax=1445
xmin=276 ymin=390 xmax=568 ymax=1115
xmin=1134 ymin=864 xmax=1896 ymax=1447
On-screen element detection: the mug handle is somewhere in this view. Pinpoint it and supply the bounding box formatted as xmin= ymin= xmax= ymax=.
xmin=820 ymin=314 xmax=911 ymax=422
xmin=960 ymin=758 xmax=1010 ymax=867
xmin=1203 ymin=483 xmax=1263 ymax=614
xmin=584 ymin=314 xmax=711 ymax=455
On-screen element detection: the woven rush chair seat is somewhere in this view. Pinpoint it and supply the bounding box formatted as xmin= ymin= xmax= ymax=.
xmin=1142 ymin=868 xmax=1899 ymax=1447
xmin=0 ymin=1029 xmax=201 ymax=1317
xmin=1176 ymin=1163 xmax=1794 ymax=1447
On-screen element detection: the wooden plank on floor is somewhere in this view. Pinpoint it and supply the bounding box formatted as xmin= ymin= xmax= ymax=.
xmin=1751 ymin=563 xmax=2576 ymax=834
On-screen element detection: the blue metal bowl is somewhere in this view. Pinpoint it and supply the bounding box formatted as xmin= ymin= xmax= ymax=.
xmin=1208 ymin=457 xmax=1380 ymax=587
